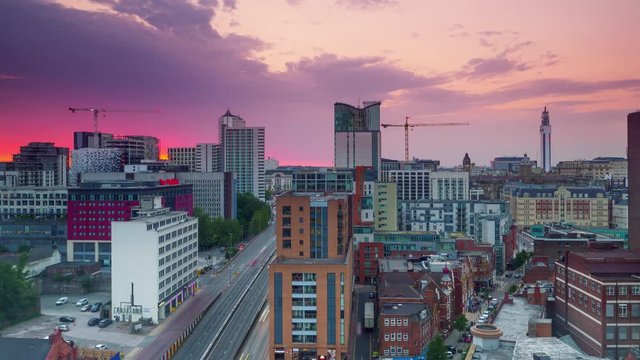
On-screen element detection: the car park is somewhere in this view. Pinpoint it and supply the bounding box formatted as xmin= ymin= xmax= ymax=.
xmin=95 ymin=344 xmax=108 ymax=350
xmin=98 ymin=318 xmax=113 ymax=328
xmin=87 ymin=318 xmax=101 ymax=326
xmin=81 ymin=304 xmax=92 ymax=312
xmin=56 ymin=324 xmax=70 ymax=332
xmin=76 ymin=298 xmax=88 ymax=306
xmin=90 ymin=302 xmax=102 ymax=312
xmin=55 ymin=297 xmax=68 ymax=306
xmin=59 ymin=316 xmax=75 ymax=323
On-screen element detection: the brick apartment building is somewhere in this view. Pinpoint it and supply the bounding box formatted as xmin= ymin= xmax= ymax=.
xmin=554 ymin=250 xmax=640 ymax=359
xmin=269 ymin=192 xmax=352 ymax=360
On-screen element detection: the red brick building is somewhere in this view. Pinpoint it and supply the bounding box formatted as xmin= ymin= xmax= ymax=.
xmin=455 ymin=239 xmax=495 ymax=291
xmin=555 ymin=250 xmax=640 ymax=359
xmin=379 ymin=302 xmax=432 ymax=358
xmin=0 ymin=329 xmax=76 ymax=360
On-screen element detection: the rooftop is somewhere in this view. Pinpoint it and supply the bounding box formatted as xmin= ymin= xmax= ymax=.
xmin=0 ymin=337 xmax=51 ymax=360
xmin=380 ymin=302 xmax=428 ymax=316
xmin=512 ymin=337 xmax=602 ymax=360
xmin=273 ymin=257 xmax=348 ymax=265
xmin=493 ymin=297 xmax=542 ymax=342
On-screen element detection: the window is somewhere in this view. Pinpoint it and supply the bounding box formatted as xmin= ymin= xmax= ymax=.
xmin=632 ymin=304 xmax=640 ymax=317
xmin=632 ymin=285 xmax=640 ymax=295
xmin=606 ymin=326 xmax=615 ymax=340
xmin=390 ymin=318 xmax=396 ymax=326
xmin=384 ymin=333 xmax=389 ymax=341
xmin=632 ymin=327 xmax=640 ymax=340
xmin=282 ymin=240 xmax=291 ymax=249
xmin=606 ymin=286 xmax=615 ymax=295
xmin=619 ymin=286 xmax=627 ymax=295
xmin=403 ymin=319 xmax=408 ymax=326
xmin=403 ymin=333 xmax=408 ymax=341
xmin=619 ymin=304 xmax=628 ymax=317
xmin=384 ymin=318 xmax=389 ymax=326
xmin=606 ymin=304 xmax=614 ymax=317
xmin=619 ymin=327 xmax=628 ymax=340
xmin=390 ymin=333 xmax=395 ymax=341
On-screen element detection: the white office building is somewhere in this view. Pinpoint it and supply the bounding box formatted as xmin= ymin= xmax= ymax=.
xmin=383 ymin=170 xmax=469 ymax=201
xmin=224 ymin=126 xmax=265 ymax=200
xmin=111 ymin=197 xmax=198 ymax=324
xmin=168 ymin=147 xmax=197 ymax=172
xmin=0 ymin=186 xmax=68 ymax=220
xmin=195 ymin=143 xmax=221 ymax=172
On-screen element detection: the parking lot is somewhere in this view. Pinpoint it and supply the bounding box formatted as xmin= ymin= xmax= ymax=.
xmin=2 ymin=292 xmax=148 ymax=353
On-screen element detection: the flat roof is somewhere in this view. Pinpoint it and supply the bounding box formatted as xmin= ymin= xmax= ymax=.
xmin=380 ymin=302 xmax=428 ymax=316
xmin=493 ymin=297 xmax=542 ymax=343
xmin=512 ymin=337 xmax=602 ymax=360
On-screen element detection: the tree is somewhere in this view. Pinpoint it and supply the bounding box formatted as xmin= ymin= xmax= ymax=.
xmin=509 ymin=284 xmax=518 ymax=294
xmin=194 ymin=208 xmax=216 ymax=249
xmin=427 ymin=333 xmax=447 ymax=360
xmin=237 ymin=193 xmax=271 ymax=237
xmin=453 ymin=314 xmax=469 ymax=332
xmin=514 ymin=250 xmax=531 ymax=269
xmin=0 ymin=261 xmax=37 ymax=324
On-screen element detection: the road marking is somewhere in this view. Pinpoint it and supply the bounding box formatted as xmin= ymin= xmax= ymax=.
xmin=259 ymin=307 xmax=270 ymax=322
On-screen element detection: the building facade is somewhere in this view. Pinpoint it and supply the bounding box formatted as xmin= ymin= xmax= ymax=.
xmin=0 ymin=187 xmax=67 ymax=220
xmin=269 ymin=193 xmax=352 ymax=360
xmin=556 ymin=157 xmax=628 ymax=183
xmin=383 ymin=170 xmax=469 ymax=201
xmin=104 ymin=135 xmax=158 ymax=164
xmin=0 ymin=142 xmax=69 ymax=187
xmin=628 ymin=111 xmax=640 ymax=251
xmin=503 ymin=184 xmax=609 ymax=228
xmin=224 ymin=126 xmax=266 ymax=200
xmin=373 ymin=182 xmax=397 ymax=231
xmin=111 ymin=197 xmax=198 ymax=324
xmin=66 ymin=181 xmax=193 ymax=264
xmin=334 ymin=102 xmax=381 ymax=177
xmin=554 ymin=251 xmax=640 ymax=359
xmin=195 ymin=143 xmax=221 ymax=172
xmin=70 ymin=147 xmax=123 ymax=186
xmin=168 ymin=147 xmax=197 ymax=171
xmin=540 ymin=107 xmax=552 ymax=172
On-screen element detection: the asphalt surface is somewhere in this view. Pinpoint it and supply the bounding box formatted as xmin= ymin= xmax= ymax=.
xmin=236 ymin=302 xmax=270 ymax=360
xmin=352 ymin=285 xmax=376 ymax=360
xmin=172 ymin=226 xmax=275 ymax=360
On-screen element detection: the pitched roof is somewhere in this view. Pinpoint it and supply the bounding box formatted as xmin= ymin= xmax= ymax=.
xmin=522 ymin=265 xmax=554 ymax=284
xmin=0 ymin=338 xmax=51 ymax=360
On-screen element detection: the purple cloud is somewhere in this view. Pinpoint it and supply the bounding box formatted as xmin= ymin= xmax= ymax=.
xmin=336 ymin=0 xmax=397 ymax=9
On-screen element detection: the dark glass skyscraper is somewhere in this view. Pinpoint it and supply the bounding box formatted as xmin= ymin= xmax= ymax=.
xmin=334 ymin=102 xmax=381 ymax=177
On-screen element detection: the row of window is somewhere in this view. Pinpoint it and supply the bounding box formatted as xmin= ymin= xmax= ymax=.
xmin=383 ymin=332 xmax=409 ymax=342
xmin=383 ymin=347 xmax=409 ymax=357
xmin=605 ymin=326 xmax=640 ymax=341
xmin=383 ymin=317 xmax=409 ymax=327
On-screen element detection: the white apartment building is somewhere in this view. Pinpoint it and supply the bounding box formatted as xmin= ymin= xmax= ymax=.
xmin=224 ymin=127 xmax=265 ymax=200
xmin=0 ymin=187 xmax=68 ymax=219
xmin=111 ymin=197 xmax=198 ymax=324
xmin=383 ymin=170 xmax=469 ymax=201
xmin=195 ymin=143 xmax=221 ymax=172
xmin=168 ymin=147 xmax=197 ymax=171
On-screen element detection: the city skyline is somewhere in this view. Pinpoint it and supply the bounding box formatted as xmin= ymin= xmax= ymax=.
xmin=1 ymin=0 xmax=638 ymax=166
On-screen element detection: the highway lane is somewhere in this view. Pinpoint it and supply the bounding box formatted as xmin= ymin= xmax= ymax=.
xmin=207 ymin=270 xmax=269 ymax=359
xmin=136 ymin=225 xmax=274 ymax=360
xmin=173 ymin=227 xmax=275 ymax=359
xmin=236 ymin=303 xmax=270 ymax=360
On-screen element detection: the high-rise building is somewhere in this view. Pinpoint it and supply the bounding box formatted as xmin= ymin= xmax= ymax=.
xmin=383 ymin=170 xmax=469 ymax=201
xmin=224 ymin=125 xmax=265 ymax=200
xmin=269 ymin=193 xmax=352 ymax=360
xmin=73 ymin=131 xmax=114 ymax=149
xmin=334 ymin=102 xmax=381 ymax=177
xmin=218 ymin=110 xmax=246 ymax=143
xmin=104 ymin=135 xmax=159 ymax=164
xmin=168 ymin=147 xmax=197 ymax=171
xmin=111 ymin=196 xmax=198 ymax=324
xmin=540 ymin=106 xmax=552 ymax=172
xmin=0 ymin=142 xmax=69 ymax=187
xmin=627 ymin=111 xmax=640 ymax=251
xmin=195 ymin=143 xmax=221 ymax=172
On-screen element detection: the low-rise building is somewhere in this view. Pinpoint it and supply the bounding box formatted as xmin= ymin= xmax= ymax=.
xmin=0 ymin=186 xmax=67 ymax=220
xmin=554 ymin=250 xmax=640 ymax=359
xmin=111 ymin=197 xmax=198 ymax=324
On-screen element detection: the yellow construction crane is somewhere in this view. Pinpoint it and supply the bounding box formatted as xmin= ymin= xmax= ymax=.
xmin=382 ymin=116 xmax=470 ymax=162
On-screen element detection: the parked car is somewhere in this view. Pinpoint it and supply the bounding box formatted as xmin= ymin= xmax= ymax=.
xmin=59 ymin=316 xmax=75 ymax=323
xmin=446 ymin=351 xmax=454 ymax=359
xmin=87 ymin=318 xmax=101 ymax=326
xmin=98 ymin=318 xmax=113 ymax=328
xmin=477 ymin=318 xmax=486 ymax=324
xmin=95 ymin=344 xmax=108 ymax=350
xmin=447 ymin=345 xmax=456 ymax=353
xmin=56 ymin=324 xmax=70 ymax=332
xmin=55 ymin=297 xmax=68 ymax=306
xmin=81 ymin=304 xmax=92 ymax=312
xmin=463 ymin=334 xmax=473 ymax=343
xmin=219 ymin=247 xmax=225 ymax=252
xmin=482 ymin=310 xmax=491 ymax=316
xmin=76 ymin=298 xmax=88 ymax=306
xmin=514 ymin=272 xmax=522 ymax=278
xmin=90 ymin=302 xmax=102 ymax=312
xmin=368 ymin=291 xmax=376 ymax=299
xmin=505 ymin=272 xmax=512 ymax=278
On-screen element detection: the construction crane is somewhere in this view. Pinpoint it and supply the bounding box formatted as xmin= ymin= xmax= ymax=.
xmin=68 ymin=107 xmax=155 ymax=147
xmin=381 ymin=116 xmax=470 ymax=162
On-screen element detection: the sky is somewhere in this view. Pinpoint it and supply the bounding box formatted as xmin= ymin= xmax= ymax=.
xmin=1 ymin=0 xmax=638 ymax=167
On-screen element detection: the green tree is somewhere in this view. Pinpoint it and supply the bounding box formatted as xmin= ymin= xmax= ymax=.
xmin=509 ymin=284 xmax=518 ymax=294
xmin=194 ymin=208 xmax=216 ymax=249
xmin=0 ymin=261 xmax=37 ymax=324
xmin=427 ymin=333 xmax=447 ymax=360
xmin=514 ymin=250 xmax=531 ymax=269
xmin=453 ymin=314 xmax=469 ymax=332
xmin=237 ymin=193 xmax=271 ymax=237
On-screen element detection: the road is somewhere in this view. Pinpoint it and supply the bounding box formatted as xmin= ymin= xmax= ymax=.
xmin=135 ymin=225 xmax=275 ymax=360
xmin=236 ymin=303 xmax=270 ymax=360
xmin=352 ymin=285 xmax=376 ymax=360
xmin=172 ymin=226 xmax=275 ymax=360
